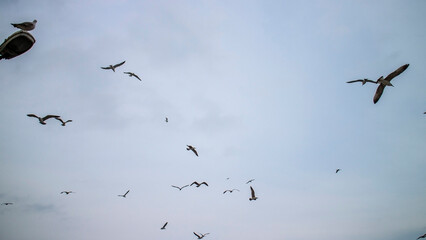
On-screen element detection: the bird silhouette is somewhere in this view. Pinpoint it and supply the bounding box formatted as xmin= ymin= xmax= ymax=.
xmin=190 ymin=181 xmax=208 ymax=187
xmin=1 ymin=203 xmax=13 ymax=206
xmin=123 ymin=72 xmax=141 ymax=81
xmin=336 ymin=169 xmax=341 ymax=173
xmin=60 ymin=191 xmax=74 ymax=194
xmin=165 ymin=117 xmax=168 ymax=122
xmin=373 ymin=64 xmax=409 ymax=104
xmin=249 ymin=186 xmax=258 ymax=201
xmin=346 ymin=78 xmax=377 ymax=85
xmin=160 ymin=222 xmax=168 ymax=230
xmin=186 ymin=145 xmax=198 ymax=156
xmin=54 ymin=117 xmax=72 ymax=126
xmin=171 ymin=185 xmax=189 ymax=191
xmin=246 ymin=179 xmax=255 ymax=184
xmin=118 ymin=190 xmax=130 ymax=198
xmin=101 ymin=61 xmax=126 ymax=72
xmin=418 ymin=234 xmax=426 ymax=239
xmin=223 ymin=189 xmax=239 ymax=194
xmin=193 ymin=232 xmax=209 ymax=239
xmin=11 ymin=20 xmax=37 ymax=31
xmin=27 ymin=114 xmax=60 ymax=125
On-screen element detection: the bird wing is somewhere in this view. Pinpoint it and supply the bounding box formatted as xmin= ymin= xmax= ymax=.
xmin=233 ymin=189 xmax=240 ymax=191
xmin=201 ymin=182 xmax=208 ymax=186
xmin=190 ymin=181 xmax=199 ymax=186
xmin=383 ymin=64 xmax=409 ymax=82
xmin=192 ymin=149 xmax=198 ymax=156
xmin=113 ymin=61 xmax=126 ymax=68
xmin=65 ymin=120 xmax=72 ymax=123
xmin=346 ymin=79 xmax=363 ymax=83
xmin=373 ymin=83 xmax=386 ymax=104
xmin=223 ymin=190 xmax=229 ymax=194
xmin=250 ymin=186 xmax=256 ymax=197
xmin=55 ymin=117 xmax=65 ymax=124
xmin=124 ymin=72 xmax=131 ymax=75
xmin=27 ymin=114 xmax=39 ymax=118
xmin=123 ymin=190 xmax=130 ymax=196
xmin=133 ymin=74 xmax=141 ymax=81
xmin=171 ymin=185 xmax=180 ymax=189
xmin=42 ymin=115 xmax=60 ymax=121
xmin=181 ymin=185 xmax=189 ymax=189
xmin=364 ymin=79 xmax=377 ymax=83
xmin=162 ymin=222 xmax=168 ymax=228
xmin=101 ymin=66 xmax=112 ymax=70
xmin=193 ymin=232 xmax=202 ymax=238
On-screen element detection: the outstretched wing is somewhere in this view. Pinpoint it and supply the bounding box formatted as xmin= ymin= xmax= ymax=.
xmin=42 ymin=115 xmax=60 ymax=121
xmin=250 ymin=186 xmax=256 ymax=198
xmin=123 ymin=190 xmax=130 ymax=196
xmin=133 ymin=74 xmax=141 ymax=81
xmin=383 ymin=64 xmax=409 ymax=82
xmin=113 ymin=61 xmax=126 ymax=68
xmin=200 ymin=182 xmax=208 ymax=186
xmin=193 ymin=232 xmax=202 ymax=238
xmin=27 ymin=114 xmax=39 ymax=119
xmin=190 ymin=181 xmax=199 ymax=186
xmin=373 ymin=84 xmax=386 ymax=104
xmin=101 ymin=66 xmax=112 ymax=70
xmin=162 ymin=222 xmax=168 ymax=229
xmin=346 ymin=79 xmax=363 ymax=83
xmin=192 ymin=149 xmax=198 ymax=156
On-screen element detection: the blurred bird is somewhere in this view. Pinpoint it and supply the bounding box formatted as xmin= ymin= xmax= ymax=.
xmin=418 ymin=234 xmax=426 ymax=239
xmin=171 ymin=185 xmax=189 ymax=191
xmin=373 ymin=64 xmax=409 ymax=104
xmin=1 ymin=203 xmax=13 ymax=206
xmin=191 ymin=181 xmax=208 ymax=187
xmin=101 ymin=61 xmax=125 ymax=72
xmin=249 ymin=186 xmax=258 ymax=201
xmin=27 ymin=114 xmax=60 ymax=125
xmin=160 ymin=222 xmax=168 ymax=230
xmin=55 ymin=117 xmax=72 ymax=126
xmin=11 ymin=20 xmax=37 ymax=31
xmin=123 ymin=72 xmax=141 ymax=81
xmin=118 ymin=190 xmax=130 ymax=198
xmin=60 ymin=191 xmax=74 ymax=195
xmin=336 ymin=169 xmax=341 ymax=173
xmin=346 ymin=78 xmax=377 ymax=85
xmin=246 ymin=179 xmax=255 ymax=184
xmin=193 ymin=232 xmax=209 ymax=239
xmin=165 ymin=117 xmax=168 ymax=122
xmin=223 ymin=189 xmax=239 ymax=194
xmin=186 ymin=145 xmax=198 ymax=156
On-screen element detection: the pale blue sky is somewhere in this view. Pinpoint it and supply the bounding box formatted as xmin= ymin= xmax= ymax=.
xmin=0 ymin=1 xmax=425 ymax=240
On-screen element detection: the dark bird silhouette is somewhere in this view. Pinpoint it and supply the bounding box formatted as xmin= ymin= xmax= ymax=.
xmin=418 ymin=234 xmax=426 ymax=239
xmin=336 ymin=169 xmax=341 ymax=173
xmin=27 ymin=114 xmax=60 ymax=125
xmin=11 ymin=20 xmax=37 ymax=31
xmin=246 ymin=179 xmax=255 ymax=184
xmin=54 ymin=117 xmax=72 ymax=126
xmin=1 ymin=203 xmax=13 ymax=206
xmin=101 ymin=61 xmax=126 ymax=72
xmin=249 ymin=186 xmax=258 ymax=201
xmin=346 ymin=78 xmax=377 ymax=85
xmin=223 ymin=189 xmax=239 ymax=194
xmin=60 ymin=191 xmax=74 ymax=194
xmin=193 ymin=232 xmax=210 ymax=239
xmin=165 ymin=117 xmax=168 ymax=122
xmin=190 ymin=181 xmax=208 ymax=187
xmin=186 ymin=145 xmax=198 ymax=156
xmin=123 ymin=72 xmax=141 ymax=81
xmin=373 ymin=64 xmax=409 ymax=104
xmin=171 ymin=185 xmax=189 ymax=191
xmin=160 ymin=222 xmax=168 ymax=230
xmin=118 ymin=190 xmax=130 ymax=198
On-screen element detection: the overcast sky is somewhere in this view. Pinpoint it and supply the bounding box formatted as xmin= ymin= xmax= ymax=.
xmin=0 ymin=0 xmax=425 ymax=240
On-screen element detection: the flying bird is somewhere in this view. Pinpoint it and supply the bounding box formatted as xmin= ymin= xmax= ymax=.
xmin=246 ymin=179 xmax=255 ymax=184
xmin=346 ymin=78 xmax=377 ymax=85
xmin=123 ymin=72 xmax=141 ymax=81
xmin=118 ymin=190 xmax=130 ymax=198
xmin=336 ymin=169 xmax=341 ymax=173
xmin=186 ymin=145 xmax=198 ymax=156
xmin=373 ymin=64 xmax=409 ymax=104
xmin=27 ymin=114 xmax=60 ymax=125
xmin=223 ymin=189 xmax=239 ymax=194
xmin=417 ymin=234 xmax=426 ymax=239
xmin=171 ymin=185 xmax=189 ymax=191
xmin=165 ymin=117 xmax=168 ymax=123
xmin=160 ymin=222 xmax=168 ymax=230
xmin=193 ymin=232 xmax=210 ymax=239
xmin=249 ymin=186 xmax=258 ymax=201
xmin=1 ymin=203 xmax=13 ymax=206
xmin=190 ymin=181 xmax=208 ymax=187
xmin=60 ymin=191 xmax=74 ymax=194
xmin=101 ymin=61 xmax=125 ymax=72
xmin=11 ymin=20 xmax=37 ymax=31
xmin=54 ymin=117 xmax=72 ymax=126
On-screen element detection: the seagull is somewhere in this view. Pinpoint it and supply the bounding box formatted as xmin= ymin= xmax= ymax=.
xmin=249 ymin=186 xmax=258 ymax=201
xmin=246 ymin=179 xmax=255 ymax=184
xmin=418 ymin=233 xmax=426 ymax=239
xmin=186 ymin=145 xmax=198 ymax=156
xmin=165 ymin=117 xmax=168 ymax=123
xmin=118 ymin=190 xmax=130 ymax=198
xmin=190 ymin=181 xmax=208 ymax=187
xmin=160 ymin=222 xmax=168 ymax=230
xmin=11 ymin=20 xmax=37 ymax=31
xmin=1 ymin=203 xmax=13 ymax=206
xmin=336 ymin=169 xmax=341 ymax=173
xmin=101 ymin=61 xmax=126 ymax=72
xmin=223 ymin=189 xmax=240 ymax=194
xmin=54 ymin=117 xmax=72 ymax=126
xmin=123 ymin=72 xmax=141 ymax=81
xmin=346 ymin=78 xmax=377 ymax=85
xmin=171 ymin=185 xmax=189 ymax=191
xmin=27 ymin=114 xmax=60 ymax=125
xmin=193 ymin=232 xmax=210 ymax=239
xmin=373 ymin=64 xmax=409 ymax=104
xmin=60 ymin=191 xmax=74 ymax=195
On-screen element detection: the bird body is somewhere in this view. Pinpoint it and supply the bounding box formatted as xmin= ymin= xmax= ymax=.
xmin=191 ymin=181 xmax=208 ymax=187
xmin=118 ymin=190 xmax=130 ymax=198
xmin=55 ymin=117 xmax=72 ymax=126
xmin=11 ymin=20 xmax=37 ymax=31
xmin=101 ymin=61 xmax=125 ymax=72
xmin=187 ymin=145 xmax=198 ymax=156
xmin=1 ymin=203 xmax=13 ymax=205
xmin=171 ymin=185 xmax=189 ymax=190
xmin=60 ymin=191 xmax=74 ymax=194
xmin=418 ymin=234 xmax=426 ymax=239
xmin=373 ymin=64 xmax=409 ymax=104
xmin=249 ymin=186 xmax=258 ymax=201
xmin=336 ymin=169 xmax=341 ymax=173
xmin=27 ymin=114 xmax=60 ymax=125
xmin=165 ymin=117 xmax=168 ymax=122
xmin=161 ymin=222 xmax=168 ymax=230
xmin=123 ymin=72 xmax=141 ymax=81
